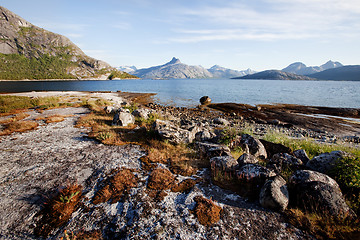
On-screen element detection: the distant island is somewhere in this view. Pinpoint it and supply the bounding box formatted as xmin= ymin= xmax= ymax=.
xmin=0 ymin=6 xmax=136 ymax=80
xmin=232 ymin=70 xmax=316 ymax=80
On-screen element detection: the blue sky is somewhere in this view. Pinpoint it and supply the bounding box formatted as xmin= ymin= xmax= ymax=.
xmin=1 ymin=0 xmax=359 ymax=71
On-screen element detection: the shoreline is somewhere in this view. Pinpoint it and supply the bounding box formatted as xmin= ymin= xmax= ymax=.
xmin=1 ymin=90 xmax=359 ymax=139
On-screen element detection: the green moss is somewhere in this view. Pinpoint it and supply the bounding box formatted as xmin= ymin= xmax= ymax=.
xmin=0 ymin=53 xmax=76 ymax=80
xmin=108 ymin=70 xmax=137 ymax=80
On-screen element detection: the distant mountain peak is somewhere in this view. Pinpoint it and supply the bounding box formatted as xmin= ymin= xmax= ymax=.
xmin=321 ymin=60 xmax=343 ymax=69
xmin=282 ymin=60 xmax=343 ymax=75
xmin=167 ymin=57 xmax=181 ymax=65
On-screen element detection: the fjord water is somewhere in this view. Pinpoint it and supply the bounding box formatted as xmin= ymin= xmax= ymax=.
xmin=0 ymin=79 xmax=359 ymax=108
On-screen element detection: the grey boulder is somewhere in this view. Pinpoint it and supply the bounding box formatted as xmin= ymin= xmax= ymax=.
xmin=112 ymin=111 xmax=135 ymax=126
xmin=132 ymin=108 xmax=151 ymax=119
xmin=240 ymin=134 xmax=267 ymax=160
xmin=306 ymin=151 xmax=347 ymax=174
xmin=259 ymin=176 xmax=289 ymax=211
xmin=237 ymin=153 xmax=259 ymax=166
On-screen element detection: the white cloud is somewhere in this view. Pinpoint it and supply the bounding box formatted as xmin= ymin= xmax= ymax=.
xmin=169 ymin=0 xmax=360 ymax=43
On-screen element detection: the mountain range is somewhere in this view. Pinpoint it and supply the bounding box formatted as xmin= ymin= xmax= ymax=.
xmin=282 ymin=60 xmax=343 ymax=75
xmin=119 ymin=58 xmax=256 ymax=79
xmin=235 ymin=61 xmax=360 ymax=81
xmin=0 ymin=6 xmax=135 ymax=80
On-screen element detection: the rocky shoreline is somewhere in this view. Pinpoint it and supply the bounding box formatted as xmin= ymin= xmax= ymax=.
xmin=0 ymin=91 xmax=359 ymax=239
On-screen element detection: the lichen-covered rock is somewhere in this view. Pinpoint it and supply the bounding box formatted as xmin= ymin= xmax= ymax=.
xmin=195 ymin=129 xmax=216 ymax=142
xmin=259 ymin=176 xmax=289 ymax=211
xmin=213 ymin=117 xmax=229 ymax=126
xmin=210 ymin=156 xmax=238 ymax=171
xmin=112 ymin=111 xmax=135 ymax=126
xmin=259 ymin=139 xmax=292 ymax=158
xmin=235 ymin=164 xmax=276 ymax=200
xmin=293 ymin=149 xmax=310 ymax=165
xmin=240 ymin=134 xmax=267 ymax=159
xmin=237 ymin=153 xmax=258 ymax=166
xmin=196 ymin=141 xmax=232 ymax=160
xmin=306 ymin=151 xmax=347 ymax=174
xmin=132 ymin=108 xmax=151 ymax=119
xmin=104 ymin=106 xmax=116 ymax=114
xmin=210 ymin=156 xmax=238 ymax=184
xmin=153 ymin=119 xmax=199 ymax=144
xmin=289 ymin=170 xmax=340 ymax=189
xmin=293 ymin=181 xmax=355 ymax=219
xmin=267 ymin=153 xmax=303 ymax=174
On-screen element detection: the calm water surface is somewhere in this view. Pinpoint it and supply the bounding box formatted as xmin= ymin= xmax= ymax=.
xmin=0 ymin=79 xmax=359 ymax=108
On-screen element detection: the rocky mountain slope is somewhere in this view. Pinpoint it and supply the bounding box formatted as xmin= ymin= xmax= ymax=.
xmin=282 ymin=60 xmax=343 ymax=75
xmin=233 ymin=70 xmax=316 ymax=80
xmin=307 ymin=65 xmax=360 ymax=81
xmin=0 ymin=6 xmax=134 ymax=80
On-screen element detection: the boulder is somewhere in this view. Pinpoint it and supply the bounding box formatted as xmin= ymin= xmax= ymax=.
xmin=199 ymin=96 xmax=211 ymax=105
xmin=195 ymin=129 xmax=216 ymax=142
xmin=293 ymin=181 xmax=355 ymax=219
xmin=267 ymin=153 xmax=303 ymax=174
xmin=306 ymin=151 xmax=347 ymax=174
xmin=289 ymin=170 xmax=340 ymax=189
xmin=259 ymin=176 xmax=289 ymax=211
xmin=112 ymin=111 xmax=135 ymax=126
xmin=293 ymin=149 xmax=310 ymax=165
xmin=240 ymin=134 xmax=267 ymax=160
xmin=132 ymin=108 xmax=151 ymax=119
xmin=153 ymin=119 xmax=199 ymax=144
xmin=213 ymin=118 xmax=229 ymax=126
xmin=235 ymin=164 xmax=276 ymax=200
xmin=104 ymin=106 xmax=116 ymax=114
xmin=237 ymin=153 xmax=258 ymax=166
xmin=259 ymin=139 xmax=292 ymax=158
xmin=210 ymin=156 xmax=238 ymax=184
xmin=196 ymin=142 xmax=232 ymax=160
xmin=210 ymin=155 xmax=238 ymax=170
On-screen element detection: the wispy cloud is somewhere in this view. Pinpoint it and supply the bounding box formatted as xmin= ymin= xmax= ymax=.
xmin=112 ymin=22 xmax=132 ymax=30
xmin=167 ymin=0 xmax=360 ymax=43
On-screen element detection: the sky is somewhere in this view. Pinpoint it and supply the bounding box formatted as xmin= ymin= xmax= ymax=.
xmin=1 ymin=0 xmax=360 ymax=71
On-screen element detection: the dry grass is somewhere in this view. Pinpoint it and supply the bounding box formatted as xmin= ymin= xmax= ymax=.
xmin=285 ymin=208 xmax=360 ymax=240
xmin=194 ymin=196 xmax=222 ymax=226
xmin=171 ymin=179 xmax=197 ymax=193
xmin=92 ymin=168 xmax=138 ymax=204
xmin=147 ymin=167 xmax=175 ymax=191
xmin=0 ymin=112 xmax=30 ymax=124
xmin=0 ymin=120 xmax=39 ymax=136
xmin=35 ymin=184 xmax=83 ymax=237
